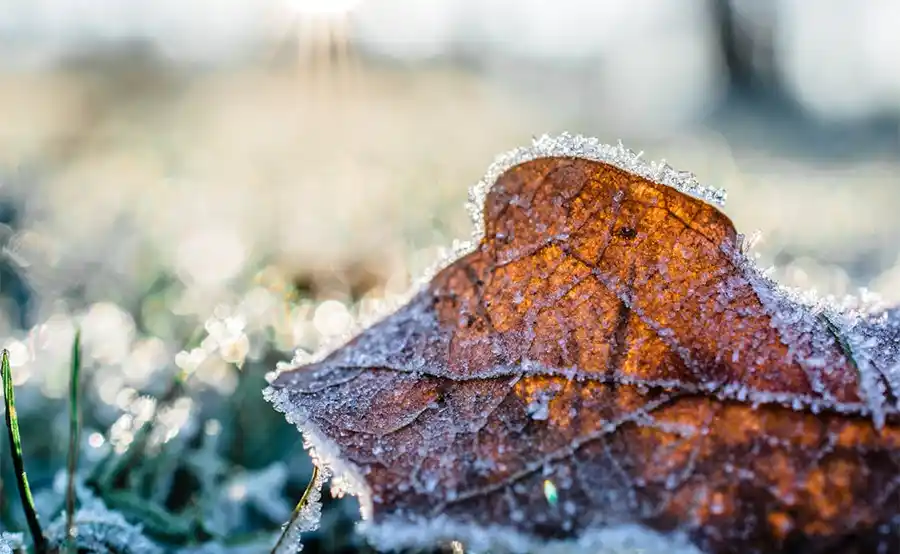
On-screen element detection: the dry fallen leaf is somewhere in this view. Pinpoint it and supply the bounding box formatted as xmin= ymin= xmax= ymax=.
xmin=266 ymin=135 xmax=900 ymax=554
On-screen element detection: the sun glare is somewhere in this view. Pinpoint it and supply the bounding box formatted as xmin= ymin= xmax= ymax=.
xmin=269 ymin=0 xmax=364 ymax=84
xmin=283 ymin=0 xmax=364 ymax=17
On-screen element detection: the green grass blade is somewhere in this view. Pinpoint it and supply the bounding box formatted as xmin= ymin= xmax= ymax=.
xmin=271 ymin=465 xmax=319 ymax=554
xmin=819 ymin=312 xmax=858 ymax=369
xmin=65 ymin=329 xmax=83 ymax=554
xmin=1 ymin=349 xmax=47 ymax=553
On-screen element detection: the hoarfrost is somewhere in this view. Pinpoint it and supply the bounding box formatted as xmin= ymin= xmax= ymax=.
xmin=272 ymin=462 xmax=331 ymax=554
xmin=265 ymin=385 xmax=374 ymax=524
xmin=31 ymin=471 xmax=161 ymax=553
xmin=734 ymin=242 xmax=900 ymax=427
xmin=465 ymin=133 xmax=727 ymax=249
xmin=45 ymin=501 xmax=161 ymax=554
xmin=0 ymin=533 xmax=23 ymax=554
xmin=265 ymin=134 xmax=900 ymax=553
xmin=363 ymin=516 xmax=703 ymax=554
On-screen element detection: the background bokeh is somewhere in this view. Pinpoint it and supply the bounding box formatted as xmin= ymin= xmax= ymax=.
xmin=0 ymin=1 xmax=898 ymax=552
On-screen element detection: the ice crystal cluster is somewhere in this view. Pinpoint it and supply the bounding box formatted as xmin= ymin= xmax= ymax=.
xmin=45 ymin=506 xmax=162 ymax=554
xmin=465 ymin=133 xmax=728 ymax=245
xmin=272 ymin=465 xmax=331 ymax=554
xmin=0 ymin=533 xmax=23 ymax=554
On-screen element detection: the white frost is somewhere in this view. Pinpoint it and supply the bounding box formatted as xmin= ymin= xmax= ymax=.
xmin=45 ymin=502 xmax=162 ymax=554
xmin=0 ymin=533 xmax=23 ymax=554
xmin=264 ymin=133 xmax=900 ymax=553
xmin=362 ymin=516 xmax=703 ymax=554
xmin=465 ymin=133 xmax=727 ymax=248
xmin=272 ymin=462 xmax=331 ymax=554
xmin=263 ymin=385 xmax=373 ymax=521
xmin=734 ymin=244 xmax=900 ymax=427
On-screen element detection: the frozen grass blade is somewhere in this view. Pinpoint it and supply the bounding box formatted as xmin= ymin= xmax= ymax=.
xmin=65 ymin=329 xmax=82 ymax=554
xmin=819 ymin=313 xmax=858 ymax=369
xmin=1 ymin=349 xmax=47 ymax=554
xmin=271 ymin=465 xmax=319 ymax=554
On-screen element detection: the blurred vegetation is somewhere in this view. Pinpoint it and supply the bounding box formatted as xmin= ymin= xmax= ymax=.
xmin=0 ymin=241 xmax=392 ymax=552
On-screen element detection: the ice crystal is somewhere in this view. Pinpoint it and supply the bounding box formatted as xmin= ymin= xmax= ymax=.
xmin=0 ymin=533 xmax=23 ymax=554
xmin=45 ymin=503 xmax=161 ymax=554
xmin=465 ymin=133 xmax=727 ymax=247
xmin=362 ymin=516 xmax=703 ymax=554
xmin=272 ymin=463 xmax=331 ymax=554
xmin=264 ymin=385 xmax=373 ymax=522
xmin=732 ymin=242 xmax=900 ymax=427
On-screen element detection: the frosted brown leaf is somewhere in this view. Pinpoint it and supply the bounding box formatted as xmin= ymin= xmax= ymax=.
xmin=267 ymin=145 xmax=900 ymax=554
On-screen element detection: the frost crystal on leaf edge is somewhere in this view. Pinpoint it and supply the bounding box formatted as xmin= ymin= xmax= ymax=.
xmin=263 ymin=386 xmax=373 ymax=519
xmin=464 ymin=133 xmax=727 ymax=247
